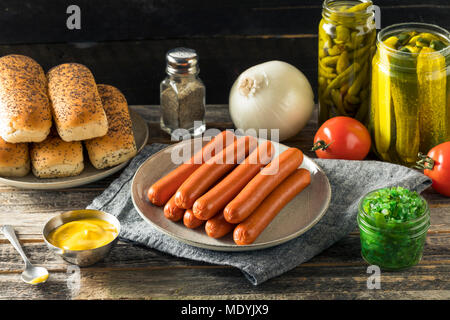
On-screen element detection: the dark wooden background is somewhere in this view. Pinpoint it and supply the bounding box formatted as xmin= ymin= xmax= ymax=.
xmin=0 ymin=0 xmax=448 ymax=105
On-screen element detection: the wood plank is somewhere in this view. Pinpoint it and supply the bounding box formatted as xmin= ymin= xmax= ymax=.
xmin=1 ymin=263 xmax=449 ymax=300
xmin=0 ymin=233 xmax=449 ymax=299
xmin=1 ymin=233 xmax=449 ymax=271
xmin=72 ymin=265 xmax=450 ymax=299
xmin=0 ymin=1 xmax=448 ymax=43
xmin=0 ymin=38 xmax=318 ymax=104
xmin=0 ymin=2 xmax=448 ymax=105
xmin=1 ymin=269 xmax=449 ymax=300
xmin=0 ymin=272 xmax=75 ymax=300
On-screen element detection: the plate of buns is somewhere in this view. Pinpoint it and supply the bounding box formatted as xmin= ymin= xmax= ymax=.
xmin=0 ymin=54 xmax=148 ymax=189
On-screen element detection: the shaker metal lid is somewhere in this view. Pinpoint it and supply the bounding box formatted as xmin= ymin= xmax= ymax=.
xmin=166 ymin=47 xmax=199 ymax=75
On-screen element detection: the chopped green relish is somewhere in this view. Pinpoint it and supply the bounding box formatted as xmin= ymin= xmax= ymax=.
xmin=362 ymin=187 xmax=427 ymax=223
xmin=358 ymin=187 xmax=430 ymax=270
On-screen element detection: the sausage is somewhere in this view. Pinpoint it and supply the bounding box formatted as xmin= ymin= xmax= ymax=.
xmin=233 ymin=168 xmax=311 ymax=245
xmin=183 ymin=209 xmax=204 ymax=229
xmin=163 ymin=195 xmax=185 ymax=222
xmin=166 ymin=176 xmax=223 ymax=223
xmin=224 ymin=147 xmax=304 ymax=224
xmin=174 ymin=135 xmax=258 ymax=209
xmin=205 ymin=212 xmax=235 ymax=239
xmin=147 ymin=130 xmax=235 ymax=206
xmin=193 ymin=140 xmax=274 ymax=220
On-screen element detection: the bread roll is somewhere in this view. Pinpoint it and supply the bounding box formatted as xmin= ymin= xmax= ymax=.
xmin=30 ymin=133 xmax=84 ymax=178
xmin=0 ymin=54 xmax=52 ymax=143
xmin=0 ymin=137 xmax=30 ymax=177
xmin=47 ymin=63 xmax=108 ymax=142
xmin=85 ymin=84 xmax=137 ymax=169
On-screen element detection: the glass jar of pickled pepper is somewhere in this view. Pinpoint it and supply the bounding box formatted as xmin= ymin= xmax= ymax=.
xmin=370 ymin=23 xmax=450 ymax=166
xmin=318 ymin=0 xmax=376 ymax=125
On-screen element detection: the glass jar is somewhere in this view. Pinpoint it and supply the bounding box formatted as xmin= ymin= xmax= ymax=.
xmin=370 ymin=23 xmax=450 ymax=166
xmin=318 ymin=0 xmax=376 ymax=125
xmin=160 ymin=47 xmax=206 ymax=137
xmin=357 ymin=188 xmax=430 ymax=270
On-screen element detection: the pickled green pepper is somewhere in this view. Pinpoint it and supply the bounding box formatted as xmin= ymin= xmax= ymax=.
xmin=318 ymin=0 xmax=376 ymax=125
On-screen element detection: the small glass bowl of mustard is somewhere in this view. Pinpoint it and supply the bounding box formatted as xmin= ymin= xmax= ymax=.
xmin=42 ymin=209 xmax=120 ymax=267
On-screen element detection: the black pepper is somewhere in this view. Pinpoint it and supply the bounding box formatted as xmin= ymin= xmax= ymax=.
xmin=159 ymin=48 xmax=206 ymax=137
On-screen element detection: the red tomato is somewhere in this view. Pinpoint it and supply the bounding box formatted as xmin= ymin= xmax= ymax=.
xmin=313 ymin=116 xmax=371 ymax=160
xmin=418 ymin=141 xmax=450 ymax=197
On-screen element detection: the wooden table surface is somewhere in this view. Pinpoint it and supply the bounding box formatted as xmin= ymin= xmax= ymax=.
xmin=1 ymin=104 xmax=449 ymax=300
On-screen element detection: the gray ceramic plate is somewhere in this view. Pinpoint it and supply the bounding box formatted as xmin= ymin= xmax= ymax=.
xmin=131 ymin=138 xmax=331 ymax=252
xmin=0 ymin=110 xmax=149 ymax=190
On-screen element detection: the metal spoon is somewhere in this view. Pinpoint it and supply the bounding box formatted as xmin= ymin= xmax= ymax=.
xmin=1 ymin=225 xmax=49 ymax=285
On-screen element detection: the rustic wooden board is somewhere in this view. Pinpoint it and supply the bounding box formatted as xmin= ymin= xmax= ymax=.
xmin=0 ymin=105 xmax=449 ymax=299
xmin=1 ymin=235 xmax=449 ymax=299
xmin=0 ymin=1 xmax=448 ymax=43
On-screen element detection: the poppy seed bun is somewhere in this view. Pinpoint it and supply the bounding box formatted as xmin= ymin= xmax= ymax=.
xmin=0 ymin=54 xmax=52 ymax=143
xmin=47 ymin=63 xmax=108 ymax=142
xmin=0 ymin=137 xmax=30 ymax=177
xmin=85 ymin=84 xmax=137 ymax=169
xmin=30 ymin=134 xmax=84 ymax=178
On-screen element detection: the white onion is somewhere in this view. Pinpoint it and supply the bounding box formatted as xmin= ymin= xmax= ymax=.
xmin=229 ymin=60 xmax=314 ymax=141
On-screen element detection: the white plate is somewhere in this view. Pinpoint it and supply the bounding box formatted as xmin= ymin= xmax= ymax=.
xmin=0 ymin=110 xmax=149 ymax=190
xmin=131 ymin=138 xmax=331 ymax=252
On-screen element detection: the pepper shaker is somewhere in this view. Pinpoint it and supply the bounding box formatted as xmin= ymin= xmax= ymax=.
xmin=160 ymin=48 xmax=206 ymax=137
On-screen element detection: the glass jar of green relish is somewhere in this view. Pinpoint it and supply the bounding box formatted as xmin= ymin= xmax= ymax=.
xmin=357 ymin=187 xmax=430 ymax=270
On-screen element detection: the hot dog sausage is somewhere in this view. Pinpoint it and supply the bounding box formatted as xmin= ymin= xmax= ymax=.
xmin=205 ymin=212 xmax=235 ymax=239
xmin=163 ymin=194 xmax=185 ymax=222
xmin=147 ymin=130 xmax=235 ymax=206
xmin=183 ymin=209 xmax=204 ymax=229
xmin=224 ymin=147 xmax=304 ymax=224
xmin=174 ymin=135 xmax=258 ymax=209
xmin=193 ymin=140 xmax=274 ymax=220
xmin=233 ymin=168 xmax=311 ymax=245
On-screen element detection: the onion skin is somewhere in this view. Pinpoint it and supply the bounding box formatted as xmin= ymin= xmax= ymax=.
xmin=229 ymin=60 xmax=314 ymax=141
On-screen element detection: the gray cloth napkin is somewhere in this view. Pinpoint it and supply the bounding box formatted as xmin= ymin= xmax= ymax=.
xmin=87 ymin=144 xmax=432 ymax=285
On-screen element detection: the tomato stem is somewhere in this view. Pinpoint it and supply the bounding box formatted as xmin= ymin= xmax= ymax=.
xmin=311 ymin=140 xmax=332 ymax=151
xmin=414 ymin=152 xmax=435 ymax=170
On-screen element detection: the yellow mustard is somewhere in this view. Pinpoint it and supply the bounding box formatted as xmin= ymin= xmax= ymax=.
xmin=29 ymin=273 xmax=49 ymax=285
xmin=47 ymin=218 xmax=118 ymax=251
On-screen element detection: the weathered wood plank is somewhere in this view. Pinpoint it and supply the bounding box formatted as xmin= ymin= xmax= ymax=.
xmin=131 ymin=104 xmax=232 ymax=124
xmin=72 ymin=265 xmax=450 ymax=299
xmin=1 ymin=1 xmax=448 ymax=105
xmin=1 ymin=262 xmax=449 ymax=300
xmin=0 ymin=0 xmax=448 ymax=44
xmin=1 ymin=270 xmax=449 ymax=300
xmin=1 ymin=232 xmax=449 ymax=299
xmin=1 ymin=233 xmax=449 ymax=272
xmin=0 ymin=272 xmax=75 ymax=300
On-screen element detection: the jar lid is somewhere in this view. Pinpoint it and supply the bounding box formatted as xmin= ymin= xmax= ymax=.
xmin=166 ymin=47 xmax=199 ymax=75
